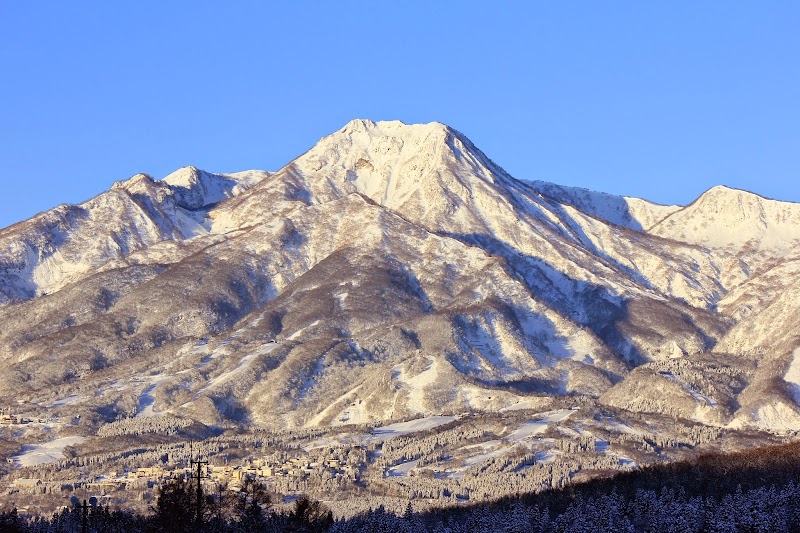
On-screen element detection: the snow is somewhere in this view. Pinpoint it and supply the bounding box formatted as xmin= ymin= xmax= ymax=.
xmin=507 ymin=409 xmax=574 ymax=440
xmin=49 ymin=394 xmax=81 ymax=408
xmin=336 ymin=292 xmax=348 ymax=307
xmin=5 ymin=117 xmax=800 ymax=443
xmin=616 ymin=455 xmax=637 ymax=468
xmin=728 ymin=399 xmax=800 ymax=433
xmin=388 ymin=459 xmax=419 ymax=477
xmin=452 ymin=442 xmax=510 ymax=476
xmin=650 ymin=185 xmax=800 ymax=251
xmin=372 ymin=416 xmax=456 ymax=441
xmin=0 ymin=163 xmax=269 ymax=306
xmin=301 ymin=415 xmax=456 ymax=451
xmin=193 ymin=342 xmax=279 ymax=399
xmin=166 ymin=206 xmax=210 ymax=239
xmin=392 ymin=355 xmax=440 ymax=413
xmin=534 ymin=450 xmax=556 ymax=464
xmin=331 ymin=398 xmax=368 ymax=426
xmin=449 ymin=409 xmax=574 ymax=478
xmin=287 ymin=320 xmax=320 ymax=341
xmin=137 ymin=375 xmax=171 ymax=417
xmin=135 ymin=341 xmax=278 ymax=417
xmin=204 ymin=344 xmax=273 ymax=390
xmin=752 ymin=402 xmax=800 ymax=432
xmin=161 ymin=166 xmax=252 ymax=209
xmin=597 ymin=416 xmax=644 ymax=436
xmin=306 ymin=384 xmax=364 ymax=427
xmin=784 ymin=348 xmax=800 ymax=404
xmin=660 ymin=371 xmax=717 ymax=408
xmin=526 ymin=179 xmax=680 ymax=232
xmin=293 ymin=119 xmax=454 ymax=214
xmin=12 ymin=436 xmax=85 ymax=467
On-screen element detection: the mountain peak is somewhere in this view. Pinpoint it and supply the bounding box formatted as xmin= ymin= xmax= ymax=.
xmin=697 ymin=185 xmax=765 ymax=202
xmin=340 ymin=118 xmax=378 ymax=133
xmin=159 ymin=166 xmax=255 ymax=210
xmin=338 ymin=118 xmax=450 ymax=136
xmin=649 ymin=183 xmax=800 ymax=250
xmin=110 ymin=173 xmax=161 ymax=196
xmin=296 ymin=119 xmax=458 ymax=180
xmin=162 ymin=165 xmax=204 ymax=188
xmin=111 ymin=172 xmax=155 ymax=188
xmin=706 ymin=185 xmax=739 ymax=194
xmin=330 ymin=119 xmax=453 ymax=151
xmin=291 ymin=119 xmax=508 ymax=216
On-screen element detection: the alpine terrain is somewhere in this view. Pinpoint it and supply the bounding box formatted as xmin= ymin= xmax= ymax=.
xmin=1 ymin=120 xmax=798 ymax=515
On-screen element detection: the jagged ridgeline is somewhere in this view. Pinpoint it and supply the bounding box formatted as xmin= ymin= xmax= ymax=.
xmin=1 ymin=118 xmax=800 ymax=433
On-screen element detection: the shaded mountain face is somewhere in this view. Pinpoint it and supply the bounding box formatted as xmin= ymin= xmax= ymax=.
xmin=1 ymin=119 xmax=799 ymax=431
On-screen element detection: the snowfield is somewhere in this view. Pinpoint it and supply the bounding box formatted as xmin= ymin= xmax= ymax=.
xmin=12 ymin=436 xmax=85 ymax=467
xmin=785 ymin=348 xmax=800 ymax=404
xmin=372 ymin=416 xmax=457 ymax=441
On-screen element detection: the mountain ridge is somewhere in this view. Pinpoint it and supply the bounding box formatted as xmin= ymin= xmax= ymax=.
xmin=0 ymin=119 xmax=798 ymax=434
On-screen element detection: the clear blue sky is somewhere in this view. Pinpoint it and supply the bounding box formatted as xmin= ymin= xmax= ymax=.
xmin=1 ymin=2 xmax=798 ymax=229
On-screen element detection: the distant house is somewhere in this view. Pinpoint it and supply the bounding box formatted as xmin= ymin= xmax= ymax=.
xmin=13 ymin=478 xmax=42 ymax=490
xmin=135 ymin=467 xmax=165 ymax=479
xmin=87 ymin=481 xmax=124 ymax=493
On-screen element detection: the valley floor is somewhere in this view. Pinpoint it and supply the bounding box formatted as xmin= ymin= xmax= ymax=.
xmin=0 ymin=398 xmax=788 ymax=519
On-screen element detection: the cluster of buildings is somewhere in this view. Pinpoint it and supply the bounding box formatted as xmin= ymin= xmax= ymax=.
xmin=221 ymin=455 xmax=359 ymax=485
xmin=0 ymin=414 xmax=48 ymax=425
xmin=9 ymin=451 xmax=360 ymax=496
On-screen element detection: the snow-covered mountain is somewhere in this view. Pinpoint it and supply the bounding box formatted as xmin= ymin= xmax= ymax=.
xmin=0 ymin=119 xmax=798 ymax=434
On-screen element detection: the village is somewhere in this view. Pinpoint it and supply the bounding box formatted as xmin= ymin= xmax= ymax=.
xmin=7 ymin=444 xmax=364 ymax=504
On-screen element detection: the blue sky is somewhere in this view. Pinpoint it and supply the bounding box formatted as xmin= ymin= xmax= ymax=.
xmin=1 ymin=2 xmax=798 ymax=229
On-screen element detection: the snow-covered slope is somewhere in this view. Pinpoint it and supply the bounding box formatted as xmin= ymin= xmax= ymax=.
xmin=0 ymin=167 xmax=264 ymax=303
xmin=649 ymin=186 xmax=800 ymax=252
xmin=527 ymin=180 xmax=681 ymax=231
xmin=160 ymin=166 xmax=265 ymax=209
xmin=0 ymin=119 xmax=797 ymax=435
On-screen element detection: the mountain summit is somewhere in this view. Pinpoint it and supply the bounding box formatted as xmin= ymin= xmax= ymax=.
xmin=0 ymin=120 xmax=799 ymax=432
